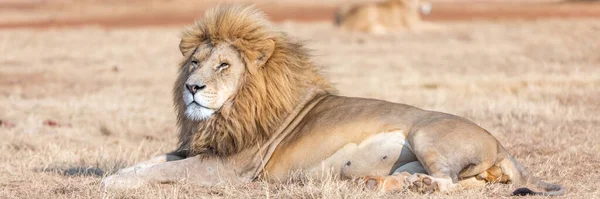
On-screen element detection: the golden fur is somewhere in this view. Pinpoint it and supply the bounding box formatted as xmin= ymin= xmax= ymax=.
xmin=174 ymin=5 xmax=333 ymax=157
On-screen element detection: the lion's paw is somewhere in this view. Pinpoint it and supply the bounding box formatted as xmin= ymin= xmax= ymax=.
xmin=406 ymin=173 xmax=439 ymax=193
xmin=362 ymin=176 xmax=385 ymax=190
xmin=361 ymin=172 xmax=412 ymax=192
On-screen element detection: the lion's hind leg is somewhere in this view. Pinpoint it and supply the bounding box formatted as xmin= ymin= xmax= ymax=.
xmin=404 ymin=117 xmax=508 ymax=193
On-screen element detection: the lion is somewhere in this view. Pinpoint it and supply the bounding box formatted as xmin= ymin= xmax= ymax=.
xmin=335 ymin=0 xmax=434 ymax=34
xmin=101 ymin=5 xmax=564 ymax=196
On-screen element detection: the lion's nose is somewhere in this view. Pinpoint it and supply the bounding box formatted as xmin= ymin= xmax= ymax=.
xmin=186 ymin=84 xmax=206 ymax=94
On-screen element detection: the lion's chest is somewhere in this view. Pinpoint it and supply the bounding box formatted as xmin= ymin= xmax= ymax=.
xmin=306 ymin=131 xmax=420 ymax=178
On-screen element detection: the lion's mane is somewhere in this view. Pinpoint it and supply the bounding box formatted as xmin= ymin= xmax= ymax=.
xmin=173 ymin=5 xmax=333 ymax=157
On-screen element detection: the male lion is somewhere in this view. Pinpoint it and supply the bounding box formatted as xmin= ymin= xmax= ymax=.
xmin=101 ymin=5 xmax=564 ymax=196
xmin=335 ymin=0 xmax=433 ymax=34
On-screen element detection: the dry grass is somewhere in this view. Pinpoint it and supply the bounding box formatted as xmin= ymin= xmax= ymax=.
xmin=1 ymin=19 xmax=599 ymax=198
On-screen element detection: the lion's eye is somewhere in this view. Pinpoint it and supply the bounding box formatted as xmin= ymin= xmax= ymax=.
xmin=191 ymin=60 xmax=199 ymax=68
xmin=217 ymin=62 xmax=229 ymax=70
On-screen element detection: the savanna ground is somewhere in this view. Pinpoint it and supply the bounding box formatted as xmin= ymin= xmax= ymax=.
xmin=1 ymin=0 xmax=599 ymax=198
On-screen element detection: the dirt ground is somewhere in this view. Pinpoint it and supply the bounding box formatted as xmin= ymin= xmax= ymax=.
xmin=1 ymin=0 xmax=600 ymax=198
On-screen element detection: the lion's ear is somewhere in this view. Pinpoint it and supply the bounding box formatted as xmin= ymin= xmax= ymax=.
xmin=256 ymin=39 xmax=275 ymax=67
xmin=179 ymin=37 xmax=200 ymax=56
xmin=179 ymin=40 xmax=191 ymax=56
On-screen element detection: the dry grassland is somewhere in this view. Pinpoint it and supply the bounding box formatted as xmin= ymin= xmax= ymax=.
xmin=1 ymin=18 xmax=599 ymax=198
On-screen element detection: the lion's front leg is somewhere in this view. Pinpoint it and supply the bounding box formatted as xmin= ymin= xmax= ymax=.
xmin=102 ymin=151 xmax=185 ymax=189
xmin=102 ymin=155 xmax=201 ymax=189
xmin=115 ymin=151 xmax=185 ymax=175
xmin=101 ymin=155 xmax=248 ymax=190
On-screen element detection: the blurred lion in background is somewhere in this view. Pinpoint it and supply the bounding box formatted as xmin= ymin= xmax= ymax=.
xmin=335 ymin=0 xmax=434 ymax=34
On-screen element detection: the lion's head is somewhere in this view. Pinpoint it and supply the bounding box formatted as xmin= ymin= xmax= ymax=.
xmin=174 ymin=5 xmax=333 ymax=157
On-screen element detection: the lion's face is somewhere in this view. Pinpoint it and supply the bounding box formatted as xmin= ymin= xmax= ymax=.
xmin=182 ymin=43 xmax=246 ymax=121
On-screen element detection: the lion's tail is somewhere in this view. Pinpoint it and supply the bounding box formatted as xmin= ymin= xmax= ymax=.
xmin=503 ymin=155 xmax=565 ymax=196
